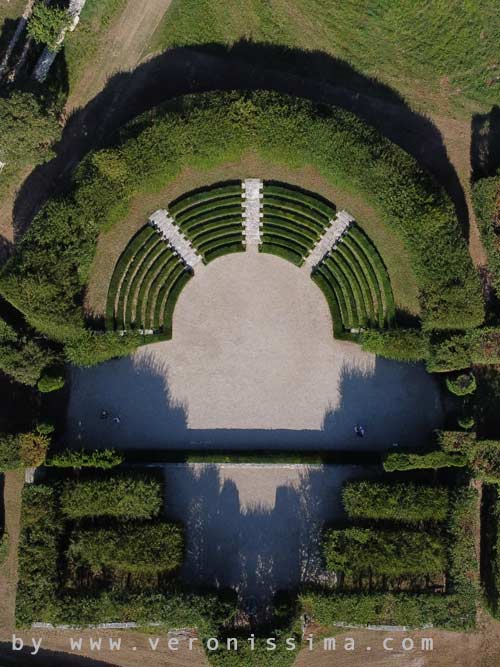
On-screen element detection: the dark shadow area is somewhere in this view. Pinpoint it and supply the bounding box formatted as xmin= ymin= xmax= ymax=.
xmin=0 ymin=372 xmax=39 ymax=433
xmin=0 ymin=235 xmax=13 ymax=265
xmin=0 ymin=643 xmax=119 ymax=667
xmin=480 ymin=484 xmax=499 ymax=619
xmin=0 ymin=472 xmax=4 ymax=534
xmin=0 ymin=18 xmax=19 ymax=61
xmin=66 ymin=351 xmax=443 ymax=451
xmin=13 ymin=41 xmax=468 ymax=240
xmin=471 ymin=105 xmax=500 ymax=181
xmin=162 ymin=462 xmax=376 ymax=617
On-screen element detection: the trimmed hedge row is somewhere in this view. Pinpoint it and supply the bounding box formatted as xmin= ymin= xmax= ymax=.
xmin=259 ymin=242 xmax=304 ymax=266
xmin=60 ymin=475 xmax=163 ymax=519
xmin=342 ymin=480 xmax=449 ymax=522
xmin=169 ymin=183 xmax=244 ymax=263
xmin=105 ymin=226 xmax=156 ymax=329
xmin=67 ymin=522 xmax=184 ymax=575
xmin=205 ymin=242 xmax=245 ymax=264
xmin=264 ymin=182 xmax=335 ymax=219
xmin=313 ymin=224 xmax=395 ymax=336
xmin=383 ymin=450 xmax=468 ymax=472
xmin=106 ymin=226 xmax=193 ymax=339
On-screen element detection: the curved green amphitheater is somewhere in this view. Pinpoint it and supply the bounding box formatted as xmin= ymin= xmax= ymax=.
xmin=106 ymin=180 xmax=395 ymax=340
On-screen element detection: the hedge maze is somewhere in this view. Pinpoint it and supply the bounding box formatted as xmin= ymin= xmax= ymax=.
xmin=169 ymin=182 xmax=245 ymax=263
xmin=260 ymin=181 xmax=334 ymax=266
xmin=106 ymin=225 xmax=193 ymax=337
xmin=312 ymin=225 xmax=395 ymax=336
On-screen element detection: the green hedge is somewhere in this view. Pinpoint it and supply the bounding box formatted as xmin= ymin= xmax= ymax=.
xmin=383 ymin=450 xmax=468 ymax=472
xmin=262 ymin=207 xmax=323 ymax=236
xmin=0 ymin=91 xmax=482 ymax=342
xmin=324 ymin=257 xmax=358 ymax=328
xmin=336 ymin=242 xmax=375 ymax=324
xmin=261 ymin=229 xmax=310 ymax=256
xmin=65 ymin=331 xmax=143 ymax=366
xmin=342 ymin=234 xmax=384 ymax=326
xmin=361 ymin=329 xmax=430 ymax=362
xmin=262 ymin=216 xmax=319 ymax=245
xmin=342 ymin=480 xmax=449 ymax=522
xmin=60 ymin=475 xmax=162 ymax=519
xmin=482 ymin=485 xmax=500 ymax=618
xmin=330 ymin=251 xmax=368 ymax=326
xmin=124 ymin=243 xmax=166 ymax=328
xmin=472 ymin=173 xmax=500 ymax=297
xmin=141 ymin=252 xmax=178 ymax=329
xmin=264 ymin=183 xmax=335 ymax=219
xmin=47 ymin=448 xmax=124 ymax=469
xmin=428 ymin=328 xmax=500 ymax=372
xmin=300 ymin=591 xmax=469 ymax=630
xmin=314 ymin=264 xmax=350 ymax=331
xmin=106 ymin=227 xmax=157 ymax=329
xmin=163 ymin=270 xmax=193 ymax=335
xmin=175 ymin=199 xmax=242 ymax=226
xmin=259 ymin=242 xmax=304 ymax=266
xmin=169 ymin=183 xmax=242 ymax=215
xmin=205 ymin=242 xmax=245 ymax=264
xmin=181 ymin=209 xmax=242 ymax=234
xmin=323 ymin=527 xmax=446 ymax=577
xmin=16 ymin=485 xmax=63 ymax=626
xmin=263 ymin=199 xmax=327 ymax=231
xmin=151 ymin=263 xmax=186 ymax=330
xmin=311 ymin=271 xmax=344 ymax=337
xmin=68 ymin=522 xmax=184 ymax=575
xmin=349 ymin=226 xmax=396 ymax=325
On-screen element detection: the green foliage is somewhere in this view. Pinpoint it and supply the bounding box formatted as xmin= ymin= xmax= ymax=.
xmin=27 ymin=3 xmax=70 ymax=50
xmin=471 ymin=441 xmax=500 ymax=484
xmin=0 ymin=91 xmax=60 ymax=170
xmin=1 ymin=91 xmax=482 ymax=337
xmin=65 ymin=330 xmax=143 ymax=366
xmin=482 ymin=485 xmax=500 ymax=618
xmin=446 ymin=371 xmax=477 ymax=396
xmin=323 ymin=527 xmax=446 ymax=577
xmin=37 ymin=367 xmax=65 ymax=393
xmin=0 ymin=427 xmax=51 ymax=471
xmin=0 ymin=317 xmax=52 ymax=386
xmin=16 ymin=485 xmax=64 ymax=626
xmin=472 ymin=174 xmax=500 ymax=297
xmin=342 ymin=480 xmax=449 ymax=522
xmin=0 ymin=434 xmax=21 ymax=471
xmin=299 ymin=591 xmax=470 ymax=630
xmin=60 ymin=475 xmax=162 ymax=519
xmin=383 ymin=449 xmax=468 ymax=472
xmin=362 ymin=328 xmax=429 ymax=362
xmin=47 ymin=448 xmax=124 ymax=469
xmin=436 ymin=430 xmax=476 ymax=453
xmin=67 ymin=522 xmax=184 ymax=574
xmin=458 ymin=415 xmax=475 ymax=430
xmin=428 ymin=328 xmax=500 ymax=372
xmin=260 ymin=242 xmax=303 ymax=266
xmin=207 ymin=632 xmax=300 ymax=667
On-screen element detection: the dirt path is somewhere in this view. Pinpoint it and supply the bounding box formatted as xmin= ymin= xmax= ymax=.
xmin=0 ymin=471 xmax=24 ymax=634
xmin=66 ymin=0 xmax=173 ymax=111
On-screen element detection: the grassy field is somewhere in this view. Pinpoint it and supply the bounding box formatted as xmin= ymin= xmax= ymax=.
xmin=64 ymin=0 xmax=128 ymax=91
xmin=149 ymin=0 xmax=500 ymax=116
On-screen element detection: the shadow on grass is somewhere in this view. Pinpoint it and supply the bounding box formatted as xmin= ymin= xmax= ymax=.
xmin=471 ymin=104 xmax=500 ymax=181
xmin=13 ymin=41 xmax=468 ymax=241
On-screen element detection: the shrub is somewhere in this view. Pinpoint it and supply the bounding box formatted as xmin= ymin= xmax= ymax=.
xmin=471 ymin=441 xmax=500 ymax=483
xmin=361 ymin=328 xmax=429 ymax=362
xmin=17 ymin=430 xmax=50 ymax=467
xmin=458 ymin=415 xmax=475 ymax=430
xmin=0 ymin=318 xmax=52 ymax=386
xmin=472 ymin=173 xmax=500 ymax=297
xmin=67 ymin=522 xmax=184 ymax=575
xmin=0 ymin=91 xmax=60 ymax=170
xmin=342 ymin=481 xmax=449 ymax=522
xmin=27 ymin=4 xmax=70 ymax=50
xmin=0 ymin=434 xmax=21 ymax=471
xmin=47 ymin=448 xmax=124 ymax=469
xmin=383 ymin=449 xmax=468 ymax=471
xmin=65 ymin=330 xmax=143 ymax=366
xmin=482 ymin=485 xmax=500 ymax=617
xmin=323 ymin=527 xmax=446 ymax=577
xmin=446 ymin=371 xmax=477 ymax=396
xmin=436 ymin=430 xmax=476 ymax=452
xmin=300 ymin=591 xmax=470 ymax=630
xmin=16 ymin=485 xmax=63 ymax=625
xmin=60 ymin=475 xmax=162 ymax=519
xmin=37 ymin=368 xmax=65 ymax=393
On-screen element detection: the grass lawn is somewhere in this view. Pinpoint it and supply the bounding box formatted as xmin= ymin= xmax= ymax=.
xmin=85 ymin=153 xmax=419 ymax=318
xmin=63 ymin=0 xmax=128 ymax=91
xmin=149 ymin=0 xmax=500 ymax=116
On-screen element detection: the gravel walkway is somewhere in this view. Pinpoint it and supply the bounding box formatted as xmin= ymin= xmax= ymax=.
xmin=67 ymin=251 xmax=443 ymax=450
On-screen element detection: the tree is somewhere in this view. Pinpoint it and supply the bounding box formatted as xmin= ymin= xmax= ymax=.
xmin=27 ymin=4 xmax=70 ymax=50
xmin=0 ymin=317 xmax=52 ymax=386
xmin=0 ymin=91 xmax=60 ymax=169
